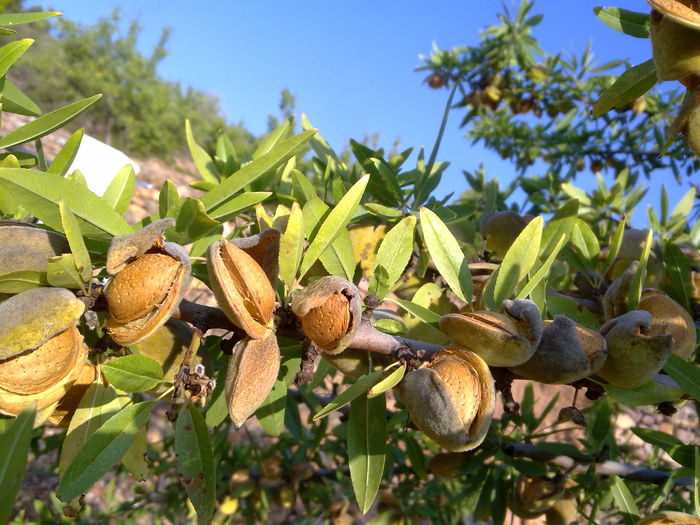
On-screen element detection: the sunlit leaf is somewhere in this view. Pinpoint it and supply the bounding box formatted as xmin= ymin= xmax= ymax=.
xmin=591 ymin=60 xmax=656 ymax=116
xmin=102 ymin=355 xmax=163 ymax=393
xmin=102 ymin=165 xmax=135 ymax=217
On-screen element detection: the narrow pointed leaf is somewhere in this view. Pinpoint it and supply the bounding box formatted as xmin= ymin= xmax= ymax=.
xmin=303 ymin=195 xmax=355 ymax=280
xmin=299 ymin=174 xmax=369 ymax=280
xmin=368 ymin=364 xmax=405 ymax=398
xmin=102 ymin=355 xmax=163 ymax=393
xmin=47 ymin=128 xmax=83 ymax=176
xmin=0 ymin=11 xmax=61 ymax=25
xmin=279 ymin=201 xmax=304 ymax=289
xmin=591 ymin=60 xmax=656 ymax=116
xmin=593 ymin=7 xmax=650 ymax=37
xmin=159 ymin=180 xmax=181 ymax=219
xmin=255 ymin=350 xmax=301 ymax=436
xmin=201 ymin=130 xmax=315 ymax=212
xmin=0 ymin=94 xmax=101 ymax=148
xmin=207 ymin=191 xmax=270 ymax=222
xmin=185 ymin=119 xmax=219 ymax=183
xmin=47 ymin=253 xmax=84 ymax=289
xmin=610 ymin=476 xmax=640 ymax=524
xmin=664 ymin=354 xmax=700 ymax=400
xmin=2 ymin=79 xmax=40 ymax=116
xmin=0 ymin=38 xmax=32 ymax=78
xmin=58 ymin=401 xmax=154 ymax=502
xmin=370 ymin=215 xmax=416 ymax=294
xmin=313 ymin=369 xmax=384 ymax=421
xmin=0 ymin=403 xmax=35 ymax=525
xmin=0 ymin=169 xmax=132 ymax=238
xmin=626 ymin=229 xmax=653 ymax=310
xmin=516 ymin=234 xmax=566 ymax=299
xmin=59 ymin=381 xmax=121 ymax=478
xmin=419 ymin=207 xmax=471 ymax=303
xmin=253 ymin=119 xmax=290 ymax=159
xmin=389 ymin=298 xmax=441 ymax=324
xmin=175 ymin=402 xmax=216 ymax=525
xmin=102 ymin=165 xmax=135 ymax=217
xmin=60 ymin=200 xmax=92 ymax=282
xmin=348 ymin=393 xmax=386 ymax=514
xmin=493 ymin=216 xmax=543 ymax=305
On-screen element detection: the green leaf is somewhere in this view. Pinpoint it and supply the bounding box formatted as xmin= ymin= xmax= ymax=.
xmin=47 ymin=254 xmax=84 ymax=289
xmin=419 ymin=207 xmax=471 ymax=303
xmin=185 ymin=119 xmax=219 ymax=183
xmin=0 ymin=38 xmax=32 ymax=78
xmin=389 ymin=298 xmax=441 ymax=324
xmin=59 ymin=381 xmax=121 ymax=478
xmin=59 ymin=200 xmax=92 ymax=282
xmin=206 ymin=191 xmax=270 ymax=222
xmin=593 ymin=7 xmax=650 ymax=38
xmin=370 ymin=216 xmax=416 ymax=295
xmin=102 ymin=165 xmax=135 ymax=217
xmin=663 ymin=242 xmax=692 ymax=310
xmin=367 ymin=264 xmax=391 ymax=299
xmin=0 ymin=403 xmax=34 ymax=525
xmin=255 ymin=349 xmax=301 ymax=436
xmin=58 ymin=401 xmax=154 ymax=502
xmin=121 ymin=426 xmax=149 ymax=482
xmin=159 ymin=180 xmax=181 ymax=219
xmin=0 ymin=11 xmax=61 ymax=25
xmin=0 ymin=94 xmax=101 ymax=148
xmin=670 ymin=187 xmax=696 ymax=223
xmin=541 ymin=200 xmax=578 ymax=257
xmin=493 ymin=216 xmax=543 ymax=306
xmin=348 ymin=393 xmax=386 ymax=514
xmin=253 ymin=119 xmax=290 ymax=158
xmin=171 ymin=197 xmax=220 ymax=245
xmin=365 ymin=203 xmax=402 ymax=218
xmin=368 ymin=364 xmax=405 ymax=398
xmin=279 ymin=201 xmax=304 ymax=290
xmin=626 ymin=229 xmax=653 ymax=310
xmin=2 ymin=79 xmax=41 ymax=116
xmin=631 ymin=428 xmax=682 ymax=450
xmin=313 ymin=369 xmax=385 ymax=421
xmin=46 ymin=128 xmax=83 ymax=177
xmin=591 ymin=60 xmax=657 ymax=116
xmin=298 ymin=174 xmax=369 ymax=280
xmin=201 ymin=130 xmax=315 ymax=213
xmin=175 ymin=402 xmax=216 ymax=525
xmin=695 ymin=447 xmax=700 ymax=517
xmin=605 ymin=215 xmax=627 ymax=270
xmin=0 ymin=269 xmax=48 ymax=293
xmin=0 ymin=169 xmax=132 ymax=238
xmin=0 ymin=151 xmax=36 ymax=168
xmin=664 ymin=354 xmax=700 ymax=400
xmin=102 ymin=355 xmax=164 ymax=393
xmin=610 ymin=475 xmax=639 ymax=524
xmin=516 ymin=234 xmax=566 ymax=299
xmin=204 ymin=357 xmax=229 ymax=428
xmin=604 ymin=380 xmax=682 ymax=406
xmin=302 ymin=195 xmax=355 ymax=280
xmin=570 ymin=219 xmax=600 ymax=264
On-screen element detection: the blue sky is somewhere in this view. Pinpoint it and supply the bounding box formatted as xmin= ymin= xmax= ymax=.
xmin=29 ymin=1 xmax=695 ymax=224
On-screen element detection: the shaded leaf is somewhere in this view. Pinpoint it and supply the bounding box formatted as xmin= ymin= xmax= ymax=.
xmin=0 ymin=403 xmax=34 ymax=525
xmin=591 ymin=60 xmax=656 ymax=116
xmin=664 ymin=354 xmax=700 ymax=400
xmin=593 ymin=7 xmax=650 ymax=38
xmin=313 ymin=369 xmax=384 ymax=421
xmin=58 ymin=401 xmax=154 ymax=501
xmin=175 ymin=402 xmax=216 ymax=525
xmin=0 ymin=269 xmax=48 ymax=293
xmin=206 ymin=191 xmax=270 ymax=222
xmin=610 ymin=476 xmax=639 ymax=524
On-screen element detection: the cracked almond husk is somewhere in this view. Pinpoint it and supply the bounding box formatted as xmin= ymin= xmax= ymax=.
xmin=398 ymin=345 xmax=495 ymax=452
xmin=207 ymin=239 xmax=276 ymax=339
xmin=439 ymin=298 xmax=543 ymax=367
xmin=508 ymin=475 xmax=565 ymax=519
xmin=598 ymin=310 xmax=675 ymax=388
xmin=639 ymin=290 xmax=696 ymax=359
xmin=0 ymin=287 xmax=87 ymax=416
xmin=509 ymin=316 xmax=607 ymax=384
xmin=105 ymin=220 xmax=191 ymax=345
xmin=649 ymin=0 xmax=700 ymax=30
xmin=291 ymin=276 xmax=362 ymax=354
xmin=225 ymin=331 xmax=280 ymax=428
